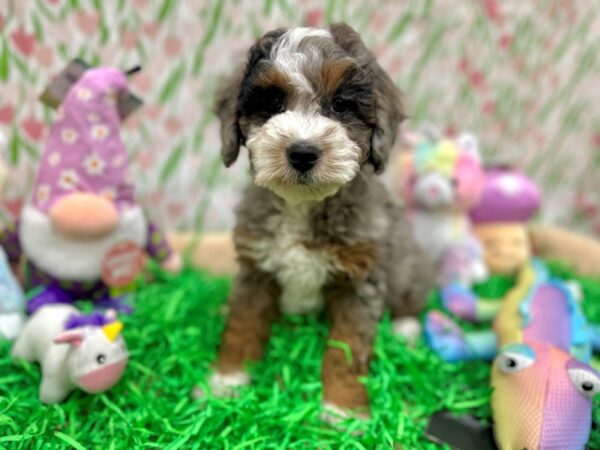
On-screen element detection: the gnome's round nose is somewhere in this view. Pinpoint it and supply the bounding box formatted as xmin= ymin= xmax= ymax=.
xmin=30 ymin=67 xmax=136 ymax=238
xmin=50 ymin=192 xmax=119 ymax=239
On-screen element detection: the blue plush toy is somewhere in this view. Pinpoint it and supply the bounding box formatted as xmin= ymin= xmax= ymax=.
xmin=0 ymin=132 xmax=26 ymax=339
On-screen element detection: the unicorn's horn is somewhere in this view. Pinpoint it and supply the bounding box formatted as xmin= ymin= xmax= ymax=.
xmin=102 ymin=321 xmax=123 ymax=342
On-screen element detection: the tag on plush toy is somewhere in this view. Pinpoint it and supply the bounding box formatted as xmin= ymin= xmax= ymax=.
xmin=102 ymin=241 xmax=145 ymax=288
xmin=40 ymin=59 xmax=143 ymax=119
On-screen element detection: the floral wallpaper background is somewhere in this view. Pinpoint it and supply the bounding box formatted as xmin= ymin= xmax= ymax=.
xmin=0 ymin=0 xmax=599 ymax=235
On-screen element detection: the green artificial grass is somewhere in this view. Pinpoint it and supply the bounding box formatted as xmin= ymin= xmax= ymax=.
xmin=1 ymin=260 xmax=599 ymax=449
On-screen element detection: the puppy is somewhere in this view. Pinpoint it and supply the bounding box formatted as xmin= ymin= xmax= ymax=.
xmin=211 ymin=23 xmax=433 ymax=420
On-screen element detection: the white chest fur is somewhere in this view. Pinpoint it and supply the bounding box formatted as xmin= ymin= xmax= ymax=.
xmin=255 ymin=204 xmax=331 ymax=314
xmin=412 ymin=210 xmax=469 ymax=262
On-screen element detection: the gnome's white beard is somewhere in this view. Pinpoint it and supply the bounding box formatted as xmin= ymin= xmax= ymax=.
xmin=20 ymin=204 xmax=148 ymax=282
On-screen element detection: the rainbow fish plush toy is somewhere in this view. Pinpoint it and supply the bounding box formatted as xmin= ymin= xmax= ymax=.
xmin=401 ymin=128 xmax=486 ymax=288
xmin=491 ymin=261 xmax=599 ymax=450
xmin=426 ymin=260 xmax=600 ymax=449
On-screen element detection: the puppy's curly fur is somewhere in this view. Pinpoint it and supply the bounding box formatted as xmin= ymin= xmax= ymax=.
xmin=212 ymin=23 xmax=433 ymax=416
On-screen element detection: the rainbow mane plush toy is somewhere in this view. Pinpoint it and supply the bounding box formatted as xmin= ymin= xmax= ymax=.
xmin=425 ymin=167 xmax=600 ymax=450
xmin=0 ymin=65 xmax=180 ymax=314
xmin=401 ymin=129 xmax=486 ymax=288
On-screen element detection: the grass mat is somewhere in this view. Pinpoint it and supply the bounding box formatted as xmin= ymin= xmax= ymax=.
xmin=1 ymin=261 xmax=598 ymax=449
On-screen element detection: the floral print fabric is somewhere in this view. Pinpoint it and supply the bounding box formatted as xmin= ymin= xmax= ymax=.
xmin=0 ymin=0 xmax=599 ymax=234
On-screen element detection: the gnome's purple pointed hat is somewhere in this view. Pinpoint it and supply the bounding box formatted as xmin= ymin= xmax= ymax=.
xmin=32 ymin=67 xmax=135 ymax=212
xmin=469 ymin=166 xmax=541 ymax=224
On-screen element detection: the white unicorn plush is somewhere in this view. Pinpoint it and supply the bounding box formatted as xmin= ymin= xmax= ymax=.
xmin=12 ymin=304 xmax=129 ymax=403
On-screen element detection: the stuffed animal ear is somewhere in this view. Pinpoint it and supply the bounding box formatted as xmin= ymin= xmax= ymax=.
xmin=401 ymin=130 xmax=423 ymax=149
xmin=330 ymin=22 xmax=405 ymax=174
xmin=105 ymin=309 xmax=117 ymax=321
xmin=54 ymin=330 xmax=84 ymax=347
xmin=420 ymin=123 xmax=442 ymax=142
xmin=456 ymin=133 xmax=481 ymax=160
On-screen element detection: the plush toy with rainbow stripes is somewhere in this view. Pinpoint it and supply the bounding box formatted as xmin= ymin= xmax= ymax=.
xmin=400 ymin=128 xmax=487 ymax=288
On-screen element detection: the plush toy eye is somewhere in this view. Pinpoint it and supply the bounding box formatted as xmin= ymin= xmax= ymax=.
xmin=96 ymin=353 xmax=106 ymax=365
xmin=497 ymin=351 xmax=534 ymax=373
xmin=568 ymin=368 xmax=600 ymax=399
xmin=332 ymin=97 xmax=355 ymax=114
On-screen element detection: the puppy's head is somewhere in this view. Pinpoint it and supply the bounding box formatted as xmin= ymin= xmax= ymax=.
xmin=216 ymin=24 xmax=404 ymax=203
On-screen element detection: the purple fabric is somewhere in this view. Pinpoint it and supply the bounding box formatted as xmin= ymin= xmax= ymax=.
xmin=524 ymin=284 xmax=572 ymax=352
xmin=0 ymin=222 xmax=21 ymax=264
xmin=27 ymin=285 xmax=74 ymax=314
xmin=469 ymin=167 xmax=540 ymax=224
xmin=440 ymin=283 xmax=477 ymax=321
xmin=27 ymin=260 xmax=110 ymax=300
xmin=26 ymin=280 xmax=132 ymax=315
xmin=145 ymin=222 xmax=172 ymax=263
xmin=94 ymin=294 xmax=133 ymax=314
xmin=64 ymin=311 xmax=114 ymax=329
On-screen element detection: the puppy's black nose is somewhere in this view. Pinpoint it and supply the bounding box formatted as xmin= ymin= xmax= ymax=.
xmin=287 ymin=141 xmax=320 ymax=172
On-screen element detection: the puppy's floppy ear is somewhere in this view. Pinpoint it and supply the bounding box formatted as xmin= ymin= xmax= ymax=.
xmin=215 ymin=68 xmax=244 ymax=167
xmin=214 ymin=28 xmax=287 ymax=167
xmin=330 ymin=23 xmax=405 ymax=174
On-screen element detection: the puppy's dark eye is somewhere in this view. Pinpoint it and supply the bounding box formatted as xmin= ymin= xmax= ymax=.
xmin=332 ymin=97 xmax=356 ymax=114
xmin=240 ymin=85 xmax=286 ymax=118
xmin=266 ymin=93 xmax=284 ymax=114
xmin=96 ymin=354 xmax=106 ymax=365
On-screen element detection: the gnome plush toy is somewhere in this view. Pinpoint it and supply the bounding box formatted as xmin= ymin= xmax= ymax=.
xmin=0 ymin=67 xmax=181 ymax=313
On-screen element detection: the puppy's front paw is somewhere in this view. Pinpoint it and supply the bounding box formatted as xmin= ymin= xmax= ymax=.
xmin=208 ymin=371 xmax=250 ymax=397
xmin=392 ymin=316 xmax=422 ymax=345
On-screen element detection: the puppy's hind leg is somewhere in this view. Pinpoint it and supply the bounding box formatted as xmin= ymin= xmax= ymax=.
xmin=210 ymin=266 xmax=281 ymax=397
xmin=388 ymin=234 xmax=435 ymax=344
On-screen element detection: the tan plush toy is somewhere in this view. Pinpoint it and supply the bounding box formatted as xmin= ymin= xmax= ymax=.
xmin=438 ymin=166 xmax=541 ymax=322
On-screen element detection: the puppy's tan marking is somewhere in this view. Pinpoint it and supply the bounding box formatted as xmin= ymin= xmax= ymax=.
xmin=254 ymin=68 xmax=292 ymax=92
xmin=319 ymin=59 xmax=355 ymax=95
xmin=318 ymin=242 xmax=378 ymax=281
